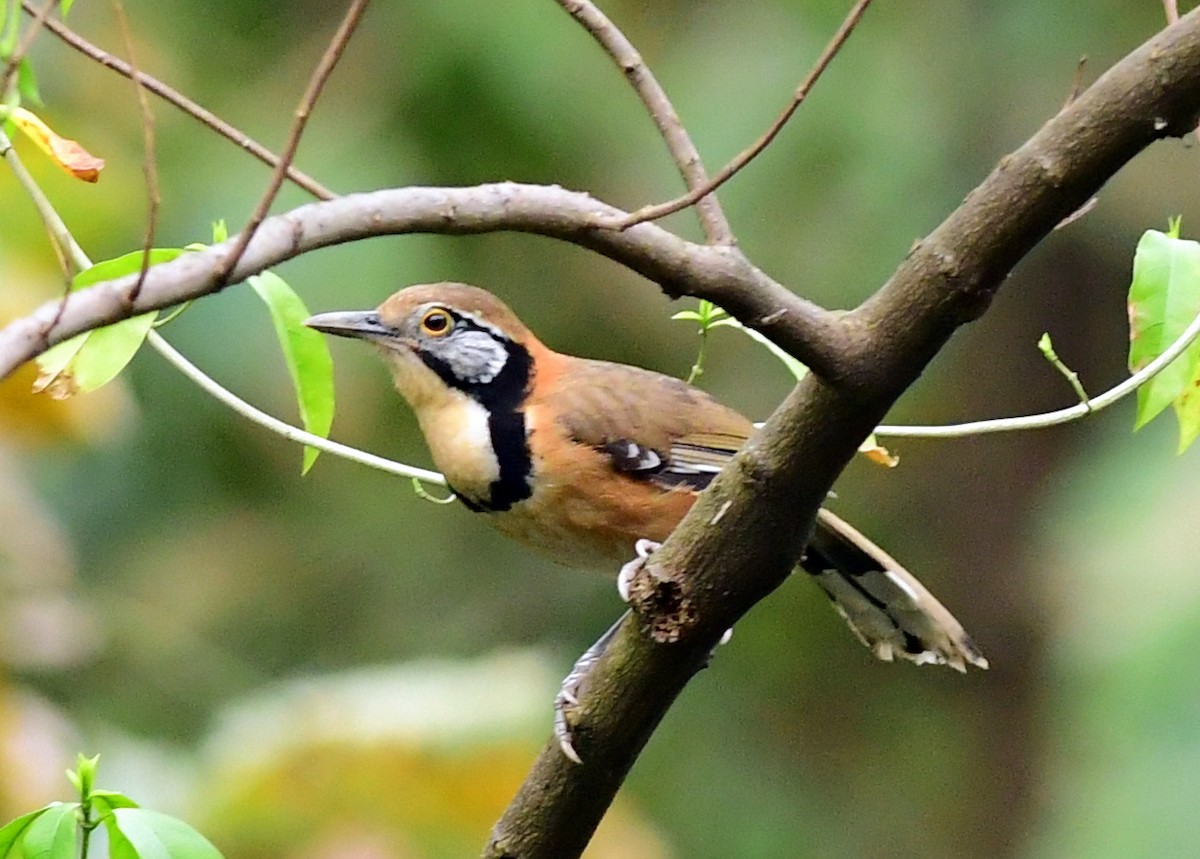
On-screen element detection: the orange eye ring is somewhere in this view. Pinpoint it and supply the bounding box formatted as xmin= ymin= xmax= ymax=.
xmin=420 ymin=309 xmax=453 ymax=336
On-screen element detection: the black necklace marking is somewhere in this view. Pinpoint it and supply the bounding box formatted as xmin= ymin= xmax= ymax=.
xmin=418 ymin=317 xmax=534 ymax=512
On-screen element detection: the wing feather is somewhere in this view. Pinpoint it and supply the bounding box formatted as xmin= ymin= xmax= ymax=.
xmin=542 ymin=357 xmax=752 ymax=491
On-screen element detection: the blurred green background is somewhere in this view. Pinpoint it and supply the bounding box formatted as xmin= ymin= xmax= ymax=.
xmin=3 ymin=1 xmax=1200 ymax=857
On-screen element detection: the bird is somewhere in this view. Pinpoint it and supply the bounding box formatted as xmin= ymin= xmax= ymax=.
xmin=305 ymin=282 xmax=987 ymax=675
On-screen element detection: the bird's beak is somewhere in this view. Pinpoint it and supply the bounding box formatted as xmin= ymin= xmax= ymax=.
xmin=305 ymin=310 xmax=395 ymax=342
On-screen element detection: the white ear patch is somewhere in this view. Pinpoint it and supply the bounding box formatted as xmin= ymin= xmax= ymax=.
xmin=445 ymin=328 xmax=509 ymax=384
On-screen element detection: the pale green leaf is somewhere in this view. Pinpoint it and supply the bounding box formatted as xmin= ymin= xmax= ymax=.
xmin=17 ymin=59 xmax=40 ymax=107
xmin=61 ymin=312 xmax=158 ymax=394
xmin=17 ymin=803 xmax=78 ymax=859
xmin=1172 ymin=362 xmax=1200 ymax=453
xmin=734 ymin=321 xmax=809 ymax=381
xmin=0 ymin=2 xmax=17 ymax=56
xmin=248 ymin=272 xmax=334 ymax=473
xmin=72 ymin=250 xmax=184 ymax=290
xmin=107 ymin=809 xmax=223 ymax=859
xmin=0 ymin=808 xmax=50 ymax=859
xmin=70 ymin=753 xmax=100 ymax=799
xmin=1128 ymin=228 xmax=1200 ymax=430
xmin=90 ymin=791 xmax=140 ymax=814
xmin=33 ymin=250 xmax=183 ymax=397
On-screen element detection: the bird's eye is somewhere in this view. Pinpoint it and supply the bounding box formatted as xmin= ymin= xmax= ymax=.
xmin=420 ymin=309 xmax=453 ymax=336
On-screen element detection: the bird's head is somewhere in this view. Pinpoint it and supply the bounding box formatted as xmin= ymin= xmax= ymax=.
xmin=305 ymin=282 xmax=537 ymax=409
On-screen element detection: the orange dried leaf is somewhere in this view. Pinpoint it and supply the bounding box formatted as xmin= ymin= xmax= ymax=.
xmin=10 ymin=107 xmax=105 ymax=182
xmin=859 ymin=434 xmax=899 ymax=468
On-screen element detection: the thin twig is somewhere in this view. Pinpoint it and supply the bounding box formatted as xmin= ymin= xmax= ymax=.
xmin=0 ymin=0 xmax=55 ymax=98
xmin=555 ymin=0 xmax=733 ymax=245
xmin=212 ymin=0 xmax=369 ymax=285
xmin=0 ymin=184 xmax=852 ymax=386
xmin=2 ymin=97 xmax=446 ymax=486
xmin=1165 ymin=0 xmax=1180 ymax=25
xmin=0 ymin=115 xmax=83 ymax=373
xmin=874 ymin=308 xmax=1200 ymax=439
xmin=147 ymin=331 xmax=447 ymax=484
xmin=615 ymin=0 xmax=874 ymax=230
xmin=1038 ymin=332 xmax=1089 ymax=405
xmin=22 ymin=1 xmax=336 ymax=201
xmin=1063 ymin=55 xmax=1088 ymax=109
xmin=0 ymin=125 xmax=86 ymax=272
xmin=111 ymin=0 xmax=159 ymax=304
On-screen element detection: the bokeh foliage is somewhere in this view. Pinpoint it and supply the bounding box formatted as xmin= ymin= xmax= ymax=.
xmin=3 ymin=2 xmax=1200 ymax=857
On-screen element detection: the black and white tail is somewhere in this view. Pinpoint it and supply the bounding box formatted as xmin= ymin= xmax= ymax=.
xmin=802 ymin=509 xmax=988 ymax=672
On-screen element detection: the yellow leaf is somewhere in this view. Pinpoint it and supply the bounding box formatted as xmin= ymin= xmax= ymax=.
xmin=9 ymin=107 xmax=105 ymax=183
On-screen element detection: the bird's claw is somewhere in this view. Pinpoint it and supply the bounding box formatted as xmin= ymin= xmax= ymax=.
xmin=554 ymin=677 xmax=586 ymax=765
xmin=552 ymin=610 xmax=630 ymax=765
xmin=617 ymin=538 xmax=662 ymax=603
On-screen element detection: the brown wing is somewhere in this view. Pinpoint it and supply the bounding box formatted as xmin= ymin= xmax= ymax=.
xmin=524 ymin=350 xmax=986 ymax=670
xmin=537 ymin=355 xmax=754 ymax=491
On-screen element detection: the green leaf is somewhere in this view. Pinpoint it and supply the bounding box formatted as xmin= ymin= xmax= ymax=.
xmin=732 ymin=320 xmax=809 ymax=381
xmin=61 ymin=0 xmax=75 ymax=18
xmin=106 ymin=809 xmax=223 ymax=859
xmin=1127 ymin=228 xmax=1200 ymax=433
xmin=71 ymin=753 xmax=100 ymax=800
xmin=1171 ymin=367 xmax=1200 ymax=453
xmin=248 ymin=272 xmax=334 ymax=473
xmin=90 ymin=791 xmax=140 ymax=814
xmin=33 ymin=250 xmax=183 ymax=397
xmin=17 ymin=59 xmax=40 ymax=107
xmin=34 ymin=314 xmax=158 ymax=397
xmin=0 ymin=808 xmax=50 ymax=858
xmin=71 ymin=250 xmax=184 ymax=290
xmin=0 ymin=1 xmax=17 ymax=57
xmin=18 ymin=803 xmax=78 ymax=859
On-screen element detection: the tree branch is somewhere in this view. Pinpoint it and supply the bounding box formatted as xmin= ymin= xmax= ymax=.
xmin=554 ymin=0 xmax=734 ymax=245
xmin=0 ymin=0 xmax=56 ymax=98
xmin=212 ymin=0 xmax=369 ymax=284
xmin=23 ymin=0 xmax=336 ymax=201
xmin=4 ymin=11 xmax=1200 ymax=857
xmin=616 ymin=0 xmax=874 ymax=231
xmin=485 ymin=11 xmax=1200 ymax=857
xmin=0 ymin=183 xmax=849 ymax=385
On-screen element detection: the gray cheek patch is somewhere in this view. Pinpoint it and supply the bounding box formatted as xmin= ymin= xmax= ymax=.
xmin=441 ymin=329 xmax=509 ymax=384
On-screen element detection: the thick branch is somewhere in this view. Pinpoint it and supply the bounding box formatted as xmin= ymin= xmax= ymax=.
xmin=485 ymin=11 xmax=1200 ymax=857
xmin=0 ymin=183 xmax=847 ymax=382
xmin=854 ymin=15 xmax=1200 ymax=396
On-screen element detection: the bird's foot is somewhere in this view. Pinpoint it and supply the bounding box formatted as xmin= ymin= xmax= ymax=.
xmin=556 ymin=539 xmax=735 ymax=763
xmin=553 ymin=611 xmax=629 ymax=764
xmin=618 ymin=537 xmax=731 ymax=660
xmin=617 ymin=538 xmax=661 ymax=603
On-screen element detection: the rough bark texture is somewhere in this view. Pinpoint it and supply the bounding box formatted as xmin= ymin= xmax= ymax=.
xmin=485 ymin=13 xmax=1200 ymax=858
xmin=3 ymin=10 xmax=1200 ymax=859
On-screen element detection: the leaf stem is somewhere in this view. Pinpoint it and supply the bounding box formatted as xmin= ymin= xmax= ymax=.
xmin=1038 ymin=332 xmax=1090 ymax=405
xmin=147 ymin=331 xmax=447 ymax=485
xmin=685 ymin=325 xmax=709 ymax=385
xmin=3 ymin=113 xmax=448 ymax=487
xmin=875 ymin=307 xmax=1200 ymax=439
